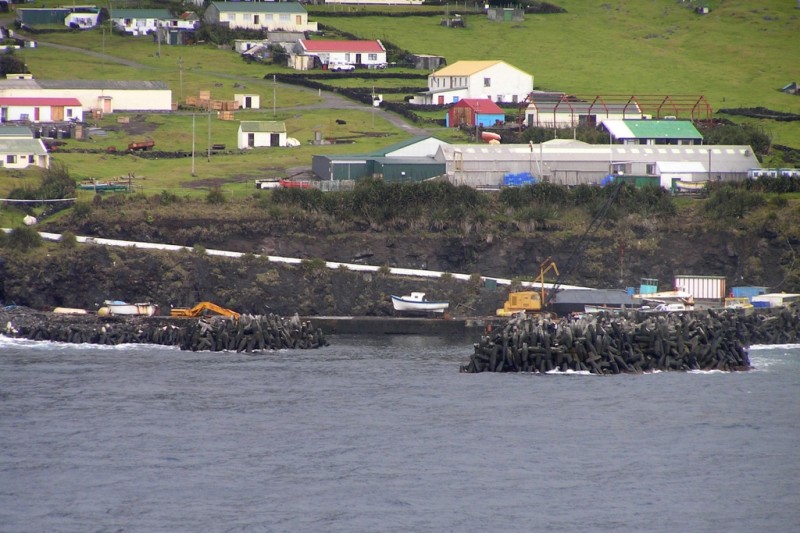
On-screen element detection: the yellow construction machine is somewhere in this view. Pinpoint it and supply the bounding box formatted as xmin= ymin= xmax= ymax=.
xmin=496 ymin=258 xmax=559 ymax=316
xmin=170 ymin=301 xmax=240 ymax=320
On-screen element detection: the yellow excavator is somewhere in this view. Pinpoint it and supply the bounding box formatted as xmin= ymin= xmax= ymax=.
xmin=496 ymin=258 xmax=559 ymax=316
xmin=170 ymin=301 xmax=240 ymax=320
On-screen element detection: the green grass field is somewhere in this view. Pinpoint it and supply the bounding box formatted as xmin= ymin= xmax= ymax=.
xmin=1 ymin=0 xmax=798 ymax=202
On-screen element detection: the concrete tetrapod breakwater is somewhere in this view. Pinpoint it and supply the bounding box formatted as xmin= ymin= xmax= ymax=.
xmin=0 ymin=307 xmax=327 ymax=352
xmin=459 ymin=305 xmax=800 ymax=374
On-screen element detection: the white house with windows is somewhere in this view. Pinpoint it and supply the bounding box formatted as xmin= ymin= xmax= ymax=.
xmin=411 ymin=60 xmax=533 ymax=105
xmin=295 ymin=39 xmax=386 ymax=69
xmin=0 ymin=96 xmax=83 ymax=123
xmin=0 ymin=125 xmax=49 ymax=170
xmin=204 ymin=2 xmax=317 ymax=32
xmin=110 ymin=9 xmax=172 ymax=36
xmin=238 ymin=121 xmax=287 ymax=149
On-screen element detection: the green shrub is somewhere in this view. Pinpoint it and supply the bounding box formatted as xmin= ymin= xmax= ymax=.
xmin=7 ymin=225 xmax=42 ymax=251
xmin=704 ymin=186 xmax=766 ymax=219
xmin=60 ymin=231 xmax=77 ymax=248
xmin=71 ymin=201 xmax=92 ymax=219
xmin=206 ymin=186 xmax=226 ymax=205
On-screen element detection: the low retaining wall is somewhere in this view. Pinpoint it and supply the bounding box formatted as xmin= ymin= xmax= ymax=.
xmin=0 ymin=308 xmax=327 ymax=353
xmin=460 ymin=306 xmax=800 ymax=374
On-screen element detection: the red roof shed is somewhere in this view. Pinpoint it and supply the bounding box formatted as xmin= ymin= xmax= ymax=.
xmin=447 ymin=98 xmax=505 ymax=128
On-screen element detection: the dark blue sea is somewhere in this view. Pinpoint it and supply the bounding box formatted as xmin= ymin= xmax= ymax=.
xmin=1 ymin=334 xmax=798 ymax=533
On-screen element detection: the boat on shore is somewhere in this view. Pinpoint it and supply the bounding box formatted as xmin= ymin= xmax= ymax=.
xmin=391 ymin=292 xmax=449 ymax=314
xmin=98 ymin=300 xmax=159 ymax=317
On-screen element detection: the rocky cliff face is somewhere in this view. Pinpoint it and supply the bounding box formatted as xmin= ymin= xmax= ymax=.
xmin=2 ymin=191 xmax=798 ymax=315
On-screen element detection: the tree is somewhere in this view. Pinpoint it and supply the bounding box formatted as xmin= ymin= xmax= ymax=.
xmin=0 ymin=50 xmax=28 ymax=78
xmin=39 ymin=161 xmax=76 ymax=200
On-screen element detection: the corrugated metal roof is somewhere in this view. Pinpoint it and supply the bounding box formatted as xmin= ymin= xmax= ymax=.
xmin=0 ymin=125 xmax=33 ymax=137
xmin=209 ymin=1 xmax=306 ymax=13
xmin=530 ymin=101 xmax=642 ymax=114
xmin=300 ymin=39 xmax=385 ymax=53
xmin=657 ymin=161 xmax=706 ymax=173
xmin=111 ymin=9 xmax=172 ymax=19
xmin=36 ymin=80 xmax=169 ymax=90
xmin=553 ymin=289 xmax=634 ymax=306
xmin=0 ymin=138 xmax=47 ymax=154
xmin=438 ymin=140 xmax=759 ymax=172
xmin=604 ymin=119 xmax=702 ymax=139
xmin=0 ymin=80 xmax=42 ymax=90
xmin=0 ymin=97 xmax=81 ymax=106
xmin=433 ymin=60 xmax=505 ymax=76
xmin=240 ymin=121 xmax=286 ymax=133
xmin=451 ymin=98 xmax=504 ymax=114
xmin=369 ymin=135 xmax=433 ymax=156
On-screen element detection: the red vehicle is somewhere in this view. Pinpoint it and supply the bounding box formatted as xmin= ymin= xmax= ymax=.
xmin=279 ymin=179 xmax=313 ymax=189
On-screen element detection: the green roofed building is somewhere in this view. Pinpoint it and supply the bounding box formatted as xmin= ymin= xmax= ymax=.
xmin=205 ymin=1 xmax=317 ymax=32
xmin=110 ymin=9 xmax=172 ymax=36
xmin=602 ymin=119 xmax=703 ymax=145
xmin=311 ymin=136 xmax=449 ymax=182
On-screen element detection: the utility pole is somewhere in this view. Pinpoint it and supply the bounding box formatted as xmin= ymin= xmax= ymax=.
xmin=207 ymin=106 xmax=211 ymax=162
xmin=191 ymin=114 xmax=196 ymax=176
xmin=273 ymin=75 xmax=276 ymax=117
xmin=178 ymin=57 xmax=183 ymax=102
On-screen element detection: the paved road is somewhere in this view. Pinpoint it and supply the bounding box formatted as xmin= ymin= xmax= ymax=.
xmin=37 ymin=41 xmax=431 ymax=136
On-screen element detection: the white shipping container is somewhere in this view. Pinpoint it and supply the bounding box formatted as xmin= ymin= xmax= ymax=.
xmin=674 ymin=275 xmax=726 ymax=300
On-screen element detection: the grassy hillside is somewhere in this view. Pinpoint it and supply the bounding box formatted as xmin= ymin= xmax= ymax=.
xmin=0 ymin=0 xmax=798 ymax=206
xmin=315 ymin=0 xmax=800 ymax=142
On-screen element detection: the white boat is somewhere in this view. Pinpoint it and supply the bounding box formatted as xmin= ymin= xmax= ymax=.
xmin=391 ymin=292 xmax=449 ymax=313
xmin=99 ymin=300 xmax=159 ymax=317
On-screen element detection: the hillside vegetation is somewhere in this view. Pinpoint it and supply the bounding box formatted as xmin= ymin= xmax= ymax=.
xmin=1 ymin=1 xmax=800 ymax=314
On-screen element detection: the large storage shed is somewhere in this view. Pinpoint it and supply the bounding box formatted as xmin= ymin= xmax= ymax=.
xmin=435 ymin=139 xmax=760 ymax=188
xmin=312 ymin=136 xmax=448 ymax=181
xmin=674 ymin=275 xmax=727 ymax=301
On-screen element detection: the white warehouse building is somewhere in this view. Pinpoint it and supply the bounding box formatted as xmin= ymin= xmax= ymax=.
xmin=435 ymin=139 xmax=760 ymax=188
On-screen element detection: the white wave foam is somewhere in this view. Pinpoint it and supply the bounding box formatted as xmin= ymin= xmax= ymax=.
xmin=748 ymin=343 xmax=800 ymax=351
xmin=0 ymin=334 xmax=178 ymax=351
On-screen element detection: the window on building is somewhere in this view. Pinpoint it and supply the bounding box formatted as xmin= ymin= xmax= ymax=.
xmin=368 ymin=54 xmax=377 ymax=61
xmin=67 ymin=109 xmax=73 ymax=118
xmin=646 ymin=163 xmax=656 ymax=175
xmin=280 ymin=14 xmax=290 ymax=22
xmin=7 ymin=155 xmax=16 ymax=164
xmin=612 ymin=163 xmax=626 ymax=175
xmin=484 ymin=77 xmax=491 ymax=87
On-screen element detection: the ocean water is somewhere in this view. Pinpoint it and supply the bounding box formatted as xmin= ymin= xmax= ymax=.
xmin=0 ymin=334 xmax=798 ymax=533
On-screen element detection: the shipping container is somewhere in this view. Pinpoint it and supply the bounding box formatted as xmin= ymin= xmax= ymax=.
xmin=750 ymin=293 xmax=800 ymax=308
xmin=674 ymin=275 xmax=726 ymax=301
xmin=730 ymin=286 xmax=768 ymax=301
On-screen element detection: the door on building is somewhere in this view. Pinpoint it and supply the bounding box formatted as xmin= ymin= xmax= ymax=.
xmin=355 ymin=53 xmax=362 ymax=65
xmin=248 ymin=133 xmax=255 ymax=147
xmin=438 ymin=95 xmax=444 ymax=105
xmin=270 ymin=133 xmax=280 ymax=146
xmin=52 ymin=106 xmax=64 ymax=121
xmin=244 ymin=96 xmax=252 ymax=109
xmin=1 ymin=107 xmax=7 ymax=123
xmin=34 ymin=107 xmax=40 ymax=121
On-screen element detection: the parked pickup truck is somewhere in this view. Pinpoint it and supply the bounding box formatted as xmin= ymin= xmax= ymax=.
xmin=328 ymin=62 xmax=355 ymax=72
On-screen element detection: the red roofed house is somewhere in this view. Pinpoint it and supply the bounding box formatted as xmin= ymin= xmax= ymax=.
xmin=0 ymin=96 xmax=83 ymax=123
xmin=446 ymin=98 xmax=506 ymax=128
xmin=293 ymin=39 xmax=387 ymax=70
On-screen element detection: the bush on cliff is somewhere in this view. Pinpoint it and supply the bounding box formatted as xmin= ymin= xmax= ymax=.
xmin=5 ymin=226 xmax=43 ymax=251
